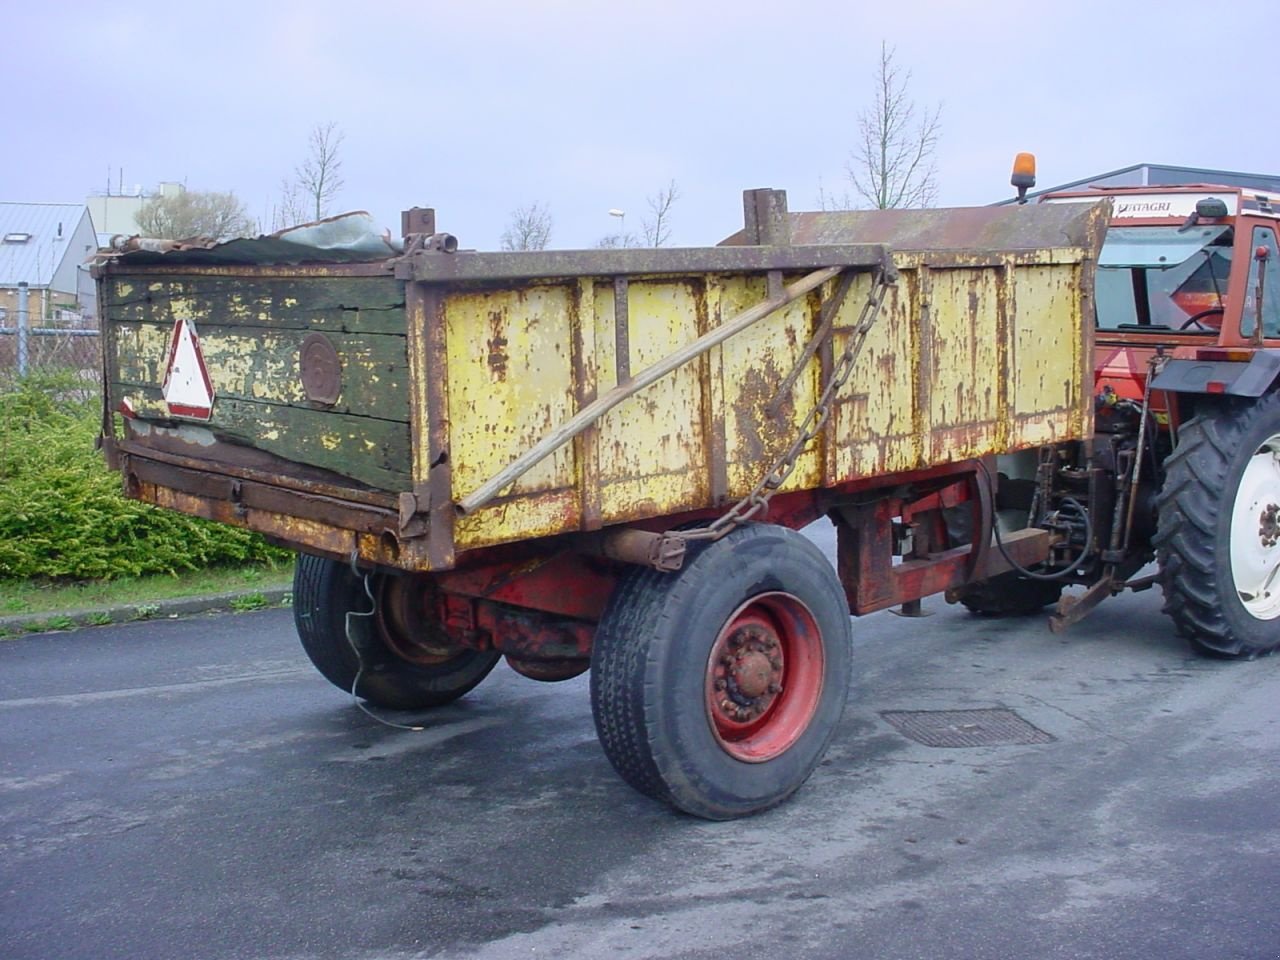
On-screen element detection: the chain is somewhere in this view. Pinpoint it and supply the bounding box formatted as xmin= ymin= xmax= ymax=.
xmin=675 ymin=267 xmax=894 ymax=544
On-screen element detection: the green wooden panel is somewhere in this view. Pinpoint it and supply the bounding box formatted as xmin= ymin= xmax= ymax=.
xmin=111 ymin=320 xmax=410 ymax=422
xmin=118 ymin=385 xmax=412 ymax=491
xmin=106 ymin=276 xmax=406 ymax=335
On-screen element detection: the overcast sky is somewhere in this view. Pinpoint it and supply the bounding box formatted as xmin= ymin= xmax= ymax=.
xmin=6 ymin=0 xmax=1277 ymax=249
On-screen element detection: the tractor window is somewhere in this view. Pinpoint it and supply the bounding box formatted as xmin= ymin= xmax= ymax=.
xmin=1241 ymin=226 xmax=1280 ymax=340
xmin=1095 ymin=225 xmax=1233 ymax=332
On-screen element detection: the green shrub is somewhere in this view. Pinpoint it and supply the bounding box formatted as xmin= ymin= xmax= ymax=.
xmin=0 ymin=372 xmax=290 ymax=581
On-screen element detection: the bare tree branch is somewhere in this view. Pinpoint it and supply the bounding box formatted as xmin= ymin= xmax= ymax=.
xmin=500 ymin=202 xmax=553 ymax=251
xmin=642 ymin=179 xmax=681 ymax=247
xmin=816 ymin=177 xmax=853 ymax=212
xmin=271 ymin=177 xmax=309 ymax=232
xmin=134 ymin=188 xmax=254 ymax=240
xmin=595 ymin=232 xmax=639 ymax=249
xmin=844 ymin=42 xmax=941 ymax=209
xmin=295 ymin=121 xmax=346 ymax=221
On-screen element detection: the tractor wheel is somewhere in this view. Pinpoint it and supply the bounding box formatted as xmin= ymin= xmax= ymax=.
xmin=292 ymin=553 xmax=500 ymax=708
xmin=1155 ymin=393 xmax=1280 ymax=657
xmin=589 ymin=524 xmax=852 ymax=820
xmin=958 ymin=572 xmax=1063 ymax=617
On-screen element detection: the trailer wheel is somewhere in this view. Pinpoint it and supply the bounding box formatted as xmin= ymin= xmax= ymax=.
xmin=589 ymin=525 xmax=852 ymax=820
xmin=1156 ymin=393 xmax=1280 ymax=657
xmin=293 ymin=553 xmax=500 ymax=709
xmin=957 ymin=572 xmax=1063 ymax=616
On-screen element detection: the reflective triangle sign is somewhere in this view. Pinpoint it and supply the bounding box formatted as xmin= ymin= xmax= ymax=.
xmin=162 ymin=317 xmax=215 ymax=420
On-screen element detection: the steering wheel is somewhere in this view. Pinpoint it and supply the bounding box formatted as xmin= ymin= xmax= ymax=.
xmin=1179 ymin=306 xmax=1225 ymax=331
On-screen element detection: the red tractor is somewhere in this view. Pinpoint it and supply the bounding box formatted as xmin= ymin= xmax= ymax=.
xmin=962 ymin=155 xmax=1280 ymax=658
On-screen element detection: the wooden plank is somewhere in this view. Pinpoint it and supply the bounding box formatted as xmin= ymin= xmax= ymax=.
xmin=110 ymin=320 xmax=410 ymax=422
xmin=117 ymin=385 xmax=412 ymax=490
xmin=106 ymin=276 xmax=406 ymax=335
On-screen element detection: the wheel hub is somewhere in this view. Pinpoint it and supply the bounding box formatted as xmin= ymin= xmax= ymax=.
xmin=377 ymin=576 xmax=462 ymax=665
xmin=711 ymin=624 xmax=784 ymax=723
xmin=1230 ymin=440 xmax=1280 ymax=619
xmin=703 ymin=594 xmax=825 ymax=763
xmin=1259 ymin=503 xmax=1280 ymax=548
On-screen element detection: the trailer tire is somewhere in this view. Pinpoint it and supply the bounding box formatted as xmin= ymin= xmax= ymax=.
xmin=1156 ymin=393 xmax=1280 ymax=658
xmin=957 ymin=572 xmax=1063 ymax=616
xmin=292 ymin=553 xmax=500 ymax=709
xmin=589 ymin=525 xmax=852 ymax=820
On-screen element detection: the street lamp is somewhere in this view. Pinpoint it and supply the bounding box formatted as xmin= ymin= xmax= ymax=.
xmin=608 ymin=209 xmax=625 ymax=247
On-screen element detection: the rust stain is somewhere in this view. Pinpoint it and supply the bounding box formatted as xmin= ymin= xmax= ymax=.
xmin=486 ymin=308 xmax=510 ymax=381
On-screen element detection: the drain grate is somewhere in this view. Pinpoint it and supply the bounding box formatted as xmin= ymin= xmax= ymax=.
xmin=879 ymin=708 xmax=1055 ymax=748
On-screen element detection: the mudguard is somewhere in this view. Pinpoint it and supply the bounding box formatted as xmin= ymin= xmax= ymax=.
xmin=1150 ymin=350 xmax=1280 ymax=397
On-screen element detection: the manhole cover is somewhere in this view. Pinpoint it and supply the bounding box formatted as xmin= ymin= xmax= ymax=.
xmin=879 ymin=708 xmax=1055 ymax=748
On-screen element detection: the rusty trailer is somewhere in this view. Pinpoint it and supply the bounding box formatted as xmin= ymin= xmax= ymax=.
xmin=96 ymin=189 xmax=1107 ymax=819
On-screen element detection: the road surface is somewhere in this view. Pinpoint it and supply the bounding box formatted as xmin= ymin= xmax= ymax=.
xmin=2 ymin=527 xmax=1278 ymax=959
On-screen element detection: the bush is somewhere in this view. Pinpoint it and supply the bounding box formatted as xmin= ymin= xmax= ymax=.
xmin=0 ymin=371 xmax=290 ymax=581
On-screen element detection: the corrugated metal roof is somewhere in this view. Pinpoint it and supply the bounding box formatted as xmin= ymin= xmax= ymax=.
xmin=106 ymin=211 xmax=403 ymax=266
xmin=997 ymin=163 xmax=1280 ymax=205
xmin=0 ymin=202 xmax=92 ymax=287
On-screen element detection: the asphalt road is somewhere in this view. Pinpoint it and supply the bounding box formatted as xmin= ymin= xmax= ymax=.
xmin=2 ymin=524 xmax=1279 ymax=960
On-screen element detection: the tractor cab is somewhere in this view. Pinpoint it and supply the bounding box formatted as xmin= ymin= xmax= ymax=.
xmin=1044 ymin=185 xmax=1280 ymax=347
xmin=1012 ymin=155 xmax=1280 ymax=416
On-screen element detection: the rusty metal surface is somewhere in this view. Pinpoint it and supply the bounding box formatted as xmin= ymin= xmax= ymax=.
xmin=719 ymin=201 xmax=1110 ymax=254
xmin=405 ymin=281 xmax=456 ymax=569
xmin=833 ymin=464 xmax=993 ymax=615
xmin=408 ymin=243 xmax=894 ymax=282
xmin=113 ymin=433 xmax=398 ymax=510
xmin=298 ymin=333 xmax=342 ymax=405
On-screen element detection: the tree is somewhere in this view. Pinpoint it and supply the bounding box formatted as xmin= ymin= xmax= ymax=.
xmin=844 ymin=42 xmax=941 ymax=209
xmin=500 ymin=202 xmax=553 ymax=251
xmin=270 ymin=178 xmax=310 ymax=232
xmin=295 ymin=121 xmax=345 ymax=221
xmin=133 ymin=188 xmax=254 ymax=240
xmin=595 ymin=231 xmax=638 ymax=249
xmin=594 ymin=181 xmax=682 ymax=248
xmin=642 ymin=179 xmax=681 ymax=247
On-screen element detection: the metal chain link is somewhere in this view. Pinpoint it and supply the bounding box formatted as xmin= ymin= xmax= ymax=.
xmin=675 ymin=268 xmax=894 ymax=543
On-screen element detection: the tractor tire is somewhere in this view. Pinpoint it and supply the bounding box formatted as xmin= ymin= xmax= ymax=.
xmin=1155 ymin=393 xmax=1280 ymax=658
xmin=589 ymin=524 xmax=852 ymax=820
xmin=958 ymin=572 xmax=1063 ymax=617
xmin=292 ymin=553 xmax=500 ymax=709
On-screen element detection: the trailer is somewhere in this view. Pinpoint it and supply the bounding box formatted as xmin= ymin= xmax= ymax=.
xmin=96 ymin=190 xmax=1106 ymax=818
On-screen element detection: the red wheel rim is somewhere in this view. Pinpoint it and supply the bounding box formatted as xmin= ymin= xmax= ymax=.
xmin=375 ymin=576 xmax=459 ymax=666
xmin=704 ymin=592 xmax=825 ymax=763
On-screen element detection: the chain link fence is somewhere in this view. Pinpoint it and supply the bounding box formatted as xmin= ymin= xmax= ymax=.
xmin=0 ymin=321 xmax=101 ymax=394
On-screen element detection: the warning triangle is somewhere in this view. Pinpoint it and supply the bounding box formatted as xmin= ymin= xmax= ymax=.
xmin=162 ymin=317 xmax=215 ymax=420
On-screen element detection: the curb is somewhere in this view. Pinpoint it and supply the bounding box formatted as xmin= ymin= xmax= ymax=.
xmin=0 ymin=587 xmax=293 ymax=637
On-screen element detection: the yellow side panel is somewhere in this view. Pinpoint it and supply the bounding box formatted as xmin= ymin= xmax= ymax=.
xmin=832 ymin=273 xmax=920 ymax=481
xmin=595 ymin=279 xmax=711 ymax=518
xmin=444 ymin=285 xmax=579 ymax=502
xmin=1011 ymin=264 xmax=1090 ymax=444
xmin=715 ymin=276 xmax=822 ymax=496
xmin=445 ymin=253 xmax=1092 ymax=554
xmin=924 ymin=266 xmax=1004 ymax=462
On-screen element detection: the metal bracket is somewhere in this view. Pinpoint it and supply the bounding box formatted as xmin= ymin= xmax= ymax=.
xmin=397 ymin=483 xmax=432 ymax=538
xmin=595 ymin=529 xmax=687 ymax=572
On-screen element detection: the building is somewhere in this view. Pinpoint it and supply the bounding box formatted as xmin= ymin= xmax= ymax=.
xmin=86 ymin=181 xmax=183 ymax=247
xmin=1008 ymin=162 xmax=1280 ymax=203
xmin=0 ymin=202 xmax=99 ymax=325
